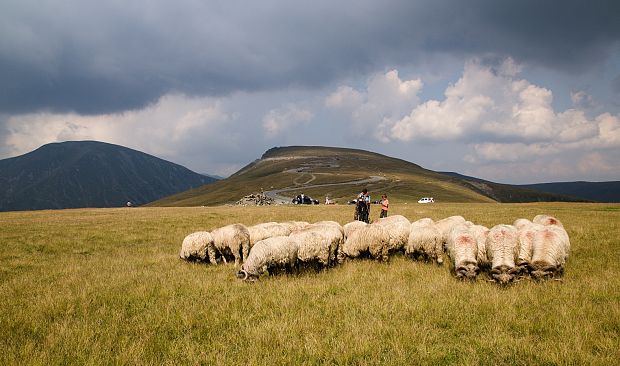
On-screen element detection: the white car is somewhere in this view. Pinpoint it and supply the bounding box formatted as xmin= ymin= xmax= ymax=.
xmin=417 ymin=197 xmax=435 ymax=204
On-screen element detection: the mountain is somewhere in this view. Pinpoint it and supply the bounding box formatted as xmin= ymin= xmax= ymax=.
xmin=439 ymin=172 xmax=590 ymax=203
xmin=150 ymin=145 xmax=584 ymax=207
xmin=519 ymin=181 xmax=620 ymax=203
xmin=0 ymin=141 xmax=216 ymax=211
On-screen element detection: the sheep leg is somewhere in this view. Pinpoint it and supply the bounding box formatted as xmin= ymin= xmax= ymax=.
xmin=207 ymin=244 xmax=218 ymax=265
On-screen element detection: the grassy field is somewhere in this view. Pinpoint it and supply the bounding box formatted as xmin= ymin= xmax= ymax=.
xmin=1 ymin=203 xmax=619 ymax=365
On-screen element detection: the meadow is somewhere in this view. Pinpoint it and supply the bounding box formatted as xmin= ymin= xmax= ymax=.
xmin=1 ymin=203 xmax=619 ymax=365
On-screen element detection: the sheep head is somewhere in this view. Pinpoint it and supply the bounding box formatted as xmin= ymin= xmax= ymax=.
xmin=456 ymin=263 xmax=479 ymax=280
xmin=531 ymin=264 xmax=556 ymax=280
xmin=490 ymin=266 xmax=518 ymax=285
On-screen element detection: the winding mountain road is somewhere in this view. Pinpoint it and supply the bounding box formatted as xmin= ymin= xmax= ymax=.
xmin=264 ymin=175 xmax=386 ymax=204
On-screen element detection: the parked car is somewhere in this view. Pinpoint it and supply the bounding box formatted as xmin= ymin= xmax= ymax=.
xmin=292 ymin=194 xmax=319 ymax=205
xmin=418 ymin=197 xmax=435 ymax=204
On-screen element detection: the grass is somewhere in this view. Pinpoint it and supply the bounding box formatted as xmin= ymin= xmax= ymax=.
xmin=1 ymin=203 xmax=619 ymax=365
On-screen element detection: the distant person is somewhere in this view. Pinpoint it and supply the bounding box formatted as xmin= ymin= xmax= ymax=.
xmin=380 ymin=194 xmax=389 ymax=218
xmin=356 ymin=188 xmax=370 ymax=223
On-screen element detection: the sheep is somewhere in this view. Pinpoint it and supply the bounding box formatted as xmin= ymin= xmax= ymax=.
xmin=513 ymin=218 xmax=533 ymax=230
xmin=290 ymin=223 xmax=343 ymax=268
xmin=529 ymin=225 xmax=570 ymax=280
xmin=280 ymin=221 xmax=310 ymax=232
xmin=533 ymin=214 xmax=564 ymax=228
xmin=343 ymin=220 xmax=367 ymax=239
xmin=435 ymin=215 xmax=467 ymax=251
xmin=374 ymin=215 xmax=411 ymax=253
xmin=532 ymin=214 xmax=570 ymax=258
xmin=405 ymin=218 xmax=443 ymax=264
xmin=515 ymin=222 xmax=544 ymax=274
xmin=209 ymin=223 xmax=251 ymax=266
xmin=237 ymin=236 xmax=299 ymax=281
xmin=314 ymin=220 xmax=345 ymax=236
xmin=248 ymin=222 xmax=292 ymax=247
xmin=469 ymin=224 xmax=490 ymax=269
xmin=288 ymin=231 xmax=332 ymax=270
xmin=338 ymin=224 xmax=390 ymax=263
xmin=180 ymin=231 xmax=213 ymax=262
xmin=486 ymin=224 xmax=519 ymax=285
xmin=446 ymin=223 xmax=480 ymax=280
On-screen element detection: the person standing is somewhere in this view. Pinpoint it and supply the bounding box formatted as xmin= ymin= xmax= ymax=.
xmin=356 ymin=188 xmax=371 ymax=223
xmin=380 ymin=194 xmax=389 ymax=218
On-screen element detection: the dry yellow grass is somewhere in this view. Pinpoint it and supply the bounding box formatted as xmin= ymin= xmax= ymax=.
xmin=1 ymin=203 xmax=619 ymax=364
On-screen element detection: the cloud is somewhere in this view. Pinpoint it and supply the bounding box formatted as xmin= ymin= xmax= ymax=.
xmin=1 ymin=0 xmax=618 ymax=115
xmin=2 ymin=94 xmax=245 ymax=175
xmin=326 ymin=69 xmax=422 ymax=141
xmin=262 ymin=104 xmax=313 ymax=137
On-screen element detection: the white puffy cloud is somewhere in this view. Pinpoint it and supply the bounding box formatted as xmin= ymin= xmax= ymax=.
xmin=326 ymin=69 xmax=423 ymax=141
xmin=262 ymin=104 xmax=313 ymax=137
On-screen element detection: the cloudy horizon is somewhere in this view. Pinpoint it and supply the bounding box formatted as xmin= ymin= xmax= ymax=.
xmin=2 ymin=0 xmax=619 ymax=184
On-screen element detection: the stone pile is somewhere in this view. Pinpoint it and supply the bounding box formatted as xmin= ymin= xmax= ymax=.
xmin=236 ymin=192 xmax=275 ymax=206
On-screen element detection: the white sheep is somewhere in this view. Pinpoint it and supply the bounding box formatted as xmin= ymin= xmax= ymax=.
xmin=447 ymin=223 xmax=480 ymax=280
xmin=290 ymin=223 xmax=343 ymax=268
xmin=435 ymin=215 xmax=467 ymax=251
xmin=338 ymin=224 xmax=390 ymax=263
xmin=529 ymin=225 xmax=570 ymax=280
xmin=532 ymin=214 xmax=570 ymax=258
xmin=374 ymin=215 xmax=411 ymax=253
xmin=179 ymin=231 xmax=213 ymax=262
xmin=469 ymin=224 xmax=490 ymax=269
xmin=515 ymin=222 xmax=544 ymax=273
xmin=280 ymin=221 xmax=310 ymax=232
xmin=533 ymin=214 xmax=564 ymax=228
xmin=405 ymin=218 xmax=443 ymax=264
xmin=313 ymin=220 xmax=344 ymax=235
xmin=343 ymin=220 xmax=367 ymax=239
xmin=237 ymin=236 xmax=299 ymax=281
xmin=248 ymin=222 xmax=292 ymax=247
xmin=486 ymin=224 xmax=519 ymax=285
xmin=289 ymin=230 xmax=331 ymax=270
xmin=209 ymin=223 xmax=251 ymax=266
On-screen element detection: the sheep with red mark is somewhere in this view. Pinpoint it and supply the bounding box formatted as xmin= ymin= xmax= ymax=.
xmin=486 ymin=224 xmax=519 ymax=285
xmin=447 ymin=223 xmax=480 ymax=280
xmin=529 ymin=225 xmax=570 ymax=280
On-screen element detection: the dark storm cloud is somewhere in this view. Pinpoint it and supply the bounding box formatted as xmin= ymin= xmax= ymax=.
xmin=1 ymin=0 xmax=619 ymax=115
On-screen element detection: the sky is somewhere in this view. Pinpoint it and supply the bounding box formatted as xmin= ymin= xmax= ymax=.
xmin=1 ymin=0 xmax=619 ymax=184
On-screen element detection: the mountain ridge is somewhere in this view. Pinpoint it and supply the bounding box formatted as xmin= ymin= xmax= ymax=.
xmin=0 ymin=141 xmax=216 ymax=211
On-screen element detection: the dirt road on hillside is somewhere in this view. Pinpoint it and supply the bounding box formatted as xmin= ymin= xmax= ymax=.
xmin=264 ymin=176 xmax=386 ymax=204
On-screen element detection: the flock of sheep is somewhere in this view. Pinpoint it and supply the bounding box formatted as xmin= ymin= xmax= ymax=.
xmin=180 ymin=214 xmax=570 ymax=285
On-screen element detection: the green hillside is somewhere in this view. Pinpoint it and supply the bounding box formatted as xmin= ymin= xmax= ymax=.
xmin=150 ymin=146 xmax=495 ymax=206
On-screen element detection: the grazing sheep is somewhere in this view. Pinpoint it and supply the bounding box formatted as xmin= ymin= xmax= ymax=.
xmin=237 ymin=236 xmax=299 ymax=281
xmin=343 ymin=220 xmax=367 ymax=239
xmin=248 ymin=223 xmax=292 ymax=247
xmin=515 ymin=222 xmax=544 ymax=274
xmin=405 ymin=218 xmax=443 ymax=264
xmin=180 ymin=231 xmax=213 ymax=262
xmin=513 ymin=218 xmax=533 ymax=230
xmin=314 ymin=220 xmax=345 ymax=236
xmin=470 ymin=224 xmax=490 ymax=269
xmin=532 ymin=214 xmax=570 ymax=258
xmin=209 ymin=224 xmax=251 ymax=266
xmin=338 ymin=224 xmax=390 ymax=263
xmin=281 ymin=221 xmax=310 ymax=232
xmin=289 ymin=231 xmax=332 ymax=270
xmin=533 ymin=214 xmax=564 ymax=228
xmin=435 ymin=215 xmax=467 ymax=251
xmin=529 ymin=225 xmax=570 ymax=280
xmin=447 ymin=223 xmax=480 ymax=280
xmin=486 ymin=224 xmax=519 ymax=285
xmin=291 ymin=223 xmax=343 ymax=268
xmin=374 ymin=215 xmax=411 ymax=253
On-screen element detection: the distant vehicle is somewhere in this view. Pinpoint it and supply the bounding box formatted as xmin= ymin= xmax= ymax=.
xmin=418 ymin=197 xmax=435 ymax=204
xmin=292 ymin=194 xmax=319 ymax=205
